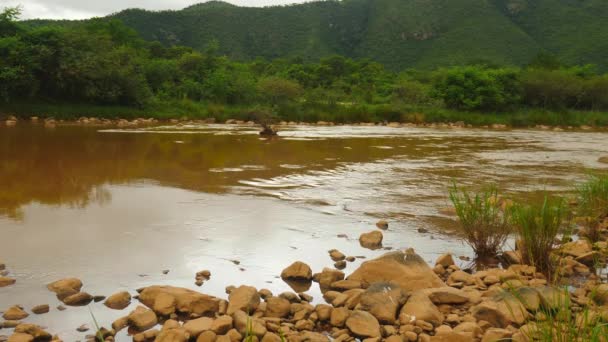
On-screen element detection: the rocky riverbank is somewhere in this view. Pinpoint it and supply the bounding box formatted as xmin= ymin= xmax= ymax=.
xmin=2 ymin=115 xmax=608 ymax=132
xmin=2 ymin=219 xmax=608 ymax=342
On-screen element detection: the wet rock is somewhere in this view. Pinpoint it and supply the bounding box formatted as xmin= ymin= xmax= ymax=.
xmin=376 ymin=220 xmax=389 ymax=230
xmin=138 ymin=286 xmax=220 ymax=316
xmin=299 ymin=293 xmax=313 ymax=302
xmin=359 ymin=283 xmax=406 ymax=324
xmin=183 ymin=317 xmax=213 ymax=337
xmin=425 ymin=287 xmax=469 ymax=305
xmin=347 ymin=249 xmax=445 ymax=292
xmin=30 ymin=305 xmax=49 ymax=315
xmin=46 ymin=278 xmax=83 ymax=294
xmin=345 ymin=311 xmax=381 ymax=338
xmin=104 ymin=291 xmax=131 ymax=310
xmin=265 ymin=297 xmax=291 ymax=318
xmin=162 ymin=270 xmax=170 ymax=275
xmin=329 ymin=250 xmax=346 ymax=261
xmin=400 ymin=291 xmax=443 ymax=326
xmin=0 ymin=277 xmax=15 ymax=288
xmin=313 ymin=268 xmax=345 ymax=289
xmin=13 ymin=324 xmax=51 ymax=340
xmin=63 ymin=292 xmax=93 ymax=306
xmin=128 ymin=306 xmax=158 ymax=331
xmin=346 ymin=256 xmax=356 ymax=262
xmin=56 ymin=305 xmax=66 ymax=311
xmin=227 ymin=285 xmax=260 ymax=315
xmin=359 ymin=231 xmax=383 ymax=250
xmin=2 ymin=306 xmax=29 ymax=321
xmin=77 ymin=324 xmax=90 ymax=332
xmin=281 ymin=262 xmax=312 ymax=281
xmin=0 ymin=262 xmax=5 ymax=271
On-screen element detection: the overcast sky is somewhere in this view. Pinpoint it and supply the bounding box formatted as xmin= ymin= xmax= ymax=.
xmin=6 ymin=0 xmax=309 ymax=20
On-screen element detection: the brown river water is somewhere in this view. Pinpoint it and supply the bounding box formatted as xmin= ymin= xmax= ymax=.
xmin=1 ymin=123 xmax=608 ymax=340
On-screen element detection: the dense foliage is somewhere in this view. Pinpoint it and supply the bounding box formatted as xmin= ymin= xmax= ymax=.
xmin=27 ymin=0 xmax=608 ymax=71
xmin=3 ymin=7 xmax=608 ymax=124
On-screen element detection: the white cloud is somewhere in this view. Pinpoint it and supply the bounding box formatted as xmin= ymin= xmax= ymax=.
xmin=5 ymin=0 xmax=309 ymax=20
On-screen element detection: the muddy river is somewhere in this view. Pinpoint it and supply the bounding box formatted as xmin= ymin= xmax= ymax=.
xmin=1 ymin=123 xmax=607 ymax=339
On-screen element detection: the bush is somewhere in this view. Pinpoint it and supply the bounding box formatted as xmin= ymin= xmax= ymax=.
xmin=432 ymin=66 xmax=522 ymax=111
xmin=512 ymin=196 xmax=566 ymax=277
xmin=449 ymin=184 xmax=512 ymax=259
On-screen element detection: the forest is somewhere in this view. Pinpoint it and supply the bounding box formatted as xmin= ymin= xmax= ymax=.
xmin=2 ymin=7 xmax=608 ymax=126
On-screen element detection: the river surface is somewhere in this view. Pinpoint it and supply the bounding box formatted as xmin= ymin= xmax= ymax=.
xmin=1 ymin=123 xmax=608 ymax=340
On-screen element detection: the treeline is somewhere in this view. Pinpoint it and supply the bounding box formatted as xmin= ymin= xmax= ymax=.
xmin=1 ymin=7 xmax=608 ymax=124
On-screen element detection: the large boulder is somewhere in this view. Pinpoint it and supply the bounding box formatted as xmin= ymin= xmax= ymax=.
xmin=345 ymin=311 xmax=381 ymax=338
xmin=104 ymin=291 xmax=132 ymax=310
xmin=358 ymin=283 xmax=407 ymax=324
xmin=138 ymin=286 xmax=220 ymax=316
xmin=227 ymin=285 xmax=260 ymax=315
xmin=359 ymin=231 xmax=383 ymax=250
xmin=281 ymin=262 xmax=312 ymax=281
xmin=347 ymin=249 xmax=445 ymax=291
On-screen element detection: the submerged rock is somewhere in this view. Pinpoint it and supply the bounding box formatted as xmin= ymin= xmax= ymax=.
xmin=375 ymin=220 xmax=389 ymax=230
xmin=347 ymin=249 xmax=445 ymax=291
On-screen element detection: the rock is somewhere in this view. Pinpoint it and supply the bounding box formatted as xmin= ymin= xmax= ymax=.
xmin=183 ymin=317 xmax=213 ymax=337
xmin=502 ymin=251 xmax=522 ymax=265
xmin=281 ymin=262 xmax=312 ymax=281
xmin=447 ymin=271 xmax=475 ymax=286
xmin=104 ymin=291 xmax=131 ymax=310
xmin=535 ymin=286 xmax=565 ymax=311
xmin=232 ymin=311 xmax=266 ymax=338
xmin=330 ymin=307 xmax=350 ymax=327
xmin=56 ymin=305 xmax=66 ymax=311
xmin=314 ymin=268 xmax=345 ymax=289
xmin=435 ymin=254 xmax=455 ymax=268
xmin=227 ymin=285 xmax=260 ymax=315
xmin=334 ymin=261 xmax=347 ymax=270
xmin=598 ymin=156 xmax=608 ymax=164
xmin=376 ymin=220 xmax=389 ymax=230
xmin=46 ymin=278 xmax=83 ymax=294
xmin=425 ymin=287 xmax=469 ymax=305
xmin=560 ymin=240 xmax=593 ymax=258
xmin=14 ymin=324 xmax=51 ymax=340
xmin=138 ymin=286 xmax=220 ymax=316
xmin=156 ymin=328 xmax=190 ymax=342
xmin=6 ymin=333 xmax=34 ymax=342
xmin=2 ymin=306 xmax=29 ymax=320
xmin=359 ymin=283 xmax=406 ymax=324
xmin=0 ymin=262 xmax=4 ymax=270
xmin=77 ymin=324 xmax=90 ymax=332
xmin=400 ymin=291 xmax=443 ymax=326
xmin=30 ymin=305 xmax=49 ymax=315
xmin=347 ymin=249 xmax=445 ymax=292
xmin=211 ymin=315 xmax=233 ymax=335
xmin=359 ymin=231 xmax=383 ymax=249
xmin=345 ymin=311 xmax=381 ymax=338
xmin=128 ymin=306 xmax=158 ymax=331
xmin=331 ymin=280 xmax=363 ymax=291
xmin=514 ymin=287 xmax=541 ymax=312
xmin=265 ymin=297 xmax=291 ymax=318
xmin=258 ymin=289 xmax=273 ymax=299
xmin=112 ymin=316 xmax=129 ymax=332
xmin=62 ymin=292 xmax=93 ymax=306
xmin=329 ymin=250 xmax=346 ymax=261
xmin=429 ymin=332 xmax=472 ymax=342
xmin=453 ymin=322 xmax=481 ymax=337
xmin=471 ymin=296 xmax=527 ymax=329
xmin=0 ymin=277 xmax=15 ymax=287
xmin=315 ymin=304 xmax=332 ymax=321
xmin=2 ymin=321 xmax=21 ymax=328
xmin=197 ymin=331 xmax=217 ymax=342
xmin=261 ymin=332 xmax=281 ymax=342
xmin=481 ymin=328 xmax=512 ymax=342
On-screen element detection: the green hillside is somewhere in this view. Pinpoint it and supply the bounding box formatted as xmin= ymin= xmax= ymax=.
xmin=87 ymin=0 xmax=607 ymax=70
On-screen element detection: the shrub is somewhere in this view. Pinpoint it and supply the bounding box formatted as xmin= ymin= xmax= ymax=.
xmin=512 ymin=196 xmax=566 ymax=276
xmin=432 ymin=66 xmax=522 ymax=111
xmin=449 ymin=184 xmax=512 ymax=259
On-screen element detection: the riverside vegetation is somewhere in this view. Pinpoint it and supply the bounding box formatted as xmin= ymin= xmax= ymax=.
xmin=2 ymin=175 xmax=608 ymax=341
xmin=2 ymin=7 xmax=608 ymax=127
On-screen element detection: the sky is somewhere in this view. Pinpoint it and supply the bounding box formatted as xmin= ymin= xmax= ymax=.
xmin=5 ymin=0 xmax=309 ymax=20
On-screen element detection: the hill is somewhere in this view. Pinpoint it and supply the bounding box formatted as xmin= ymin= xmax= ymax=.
xmin=25 ymin=0 xmax=608 ymax=70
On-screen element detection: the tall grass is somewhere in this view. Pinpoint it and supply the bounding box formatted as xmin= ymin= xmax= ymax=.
xmin=512 ymin=196 xmax=566 ymax=277
xmin=577 ymin=175 xmax=608 ymax=242
xmin=513 ymin=287 xmax=608 ymax=341
xmin=449 ymin=184 xmax=512 ymax=258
